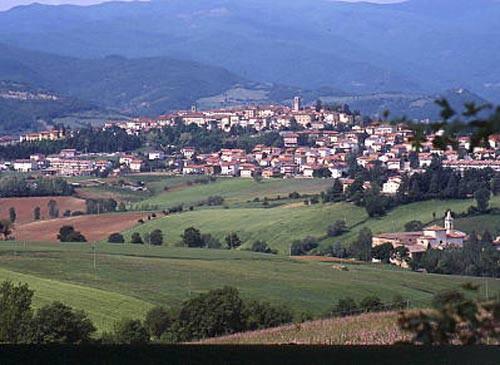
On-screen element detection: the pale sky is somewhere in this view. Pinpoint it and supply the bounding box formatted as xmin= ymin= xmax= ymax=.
xmin=0 ymin=0 xmax=404 ymax=12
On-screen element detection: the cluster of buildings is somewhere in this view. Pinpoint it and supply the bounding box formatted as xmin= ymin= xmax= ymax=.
xmin=3 ymin=149 xmax=112 ymax=176
xmin=106 ymin=99 xmax=357 ymax=134
xmin=372 ymin=211 xmax=467 ymax=267
xmin=1 ymin=99 xmax=500 ymax=181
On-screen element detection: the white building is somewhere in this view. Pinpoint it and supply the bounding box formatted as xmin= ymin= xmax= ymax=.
xmin=13 ymin=160 xmax=35 ymax=172
xmin=382 ymin=177 xmax=402 ymax=195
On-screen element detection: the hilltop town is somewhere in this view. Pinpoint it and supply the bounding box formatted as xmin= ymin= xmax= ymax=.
xmin=1 ymin=97 xmax=499 ymax=193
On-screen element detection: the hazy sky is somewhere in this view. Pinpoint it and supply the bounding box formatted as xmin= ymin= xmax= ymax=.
xmin=0 ymin=0 xmax=404 ymax=12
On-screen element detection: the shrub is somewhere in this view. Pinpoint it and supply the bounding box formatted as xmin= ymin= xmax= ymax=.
xmin=149 ymin=229 xmax=164 ymax=246
xmin=131 ymin=232 xmax=144 ymax=244
xmin=108 ymin=233 xmax=125 ymax=244
xmin=57 ymin=226 xmax=86 ymax=243
xmin=181 ymin=227 xmax=204 ymax=248
xmin=327 ymin=220 xmax=348 ymax=237
xmin=290 ymin=237 xmax=318 ymax=256
xmin=249 ymin=241 xmax=277 ymax=255
xmin=225 ymin=232 xmax=242 ymax=250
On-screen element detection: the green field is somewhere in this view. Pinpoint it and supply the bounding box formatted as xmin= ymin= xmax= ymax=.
xmin=133 ymin=177 xmax=333 ymax=209
xmin=0 ymin=267 xmax=152 ymax=332
xmin=0 ymin=243 xmax=497 ymax=333
xmin=123 ymin=196 xmax=500 ymax=253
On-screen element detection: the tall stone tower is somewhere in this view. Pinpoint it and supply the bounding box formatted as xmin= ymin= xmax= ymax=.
xmin=292 ymin=96 xmax=302 ymax=112
xmin=444 ymin=210 xmax=454 ymax=233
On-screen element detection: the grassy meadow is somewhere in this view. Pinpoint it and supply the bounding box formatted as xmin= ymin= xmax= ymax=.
xmin=123 ymin=195 xmax=500 ymax=253
xmin=133 ymin=177 xmax=334 ymax=209
xmin=0 ymin=243 xmax=497 ymax=333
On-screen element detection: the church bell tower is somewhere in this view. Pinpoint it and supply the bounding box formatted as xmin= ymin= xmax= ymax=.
xmin=444 ymin=210 xmax=454 ymax=233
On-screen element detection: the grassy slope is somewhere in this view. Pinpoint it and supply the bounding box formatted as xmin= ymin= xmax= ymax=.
xmin=200 ymin=311 xmax=408 ymax=345
xmin=453 ymin=214 xmax=500 ymax=236
xmin=134 ymin=178 xmax=333 ymax=209
xmin=0 ymin=267 xmax=153 ymax=333
xmin=0 ymin=244 xmax=496 ymax=324
xmin=124 ymin=196 xmax=500 ymax=253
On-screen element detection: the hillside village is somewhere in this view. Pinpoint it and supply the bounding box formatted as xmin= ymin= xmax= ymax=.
xmin=0 ymin=98 xmax=499 ymax=193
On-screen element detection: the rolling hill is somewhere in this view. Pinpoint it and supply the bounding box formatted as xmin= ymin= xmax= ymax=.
xmin=1 ymin=0 xmax=499 ymax=102
xmin=0 ymin=243 xmax=496 ymax=334
xmin=0 ymin=43 xmax=247 ymax=116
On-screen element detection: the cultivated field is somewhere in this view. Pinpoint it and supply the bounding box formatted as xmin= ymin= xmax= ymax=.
xmin=0 ymin=243 xmax=496 ymax=333
xmin=14 ymin=212 xmax=147 ymax=242
xmin=199 ymin=311 xmax=409 ymax=345
xmin=134 ymin=177 xmax=334 ymax=209
xmin=123 ymin=196 xmax=500 ymax=253
xmin=0 ymin=196 xmax=86 ymax=224
xmin=0 ymin=267 xmax=152 ymax=333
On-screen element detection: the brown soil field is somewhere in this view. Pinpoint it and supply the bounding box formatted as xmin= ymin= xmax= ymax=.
xmin=0 ymin=196 xmax=87 ymax=224
xmin=14 ymin=212 xmax=147 ymax=242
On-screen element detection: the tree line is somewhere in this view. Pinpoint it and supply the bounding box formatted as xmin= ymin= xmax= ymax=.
xmin=0 ymin=176 xmax=74 ymax=198
xmin=0 ymin=282 xmax=293 ymax=344
xmin=0 ymin=126 xmax=142 ymax=160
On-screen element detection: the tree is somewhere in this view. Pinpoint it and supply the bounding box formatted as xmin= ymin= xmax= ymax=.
xmin=131 ymin=232 xmax=144 ymax=244
xmin=313 ymin=167 xmax=332 ymax=178
xmin=364 ymin=189 xmax=388 ymax=217
xmin=108 ymin=233 xmax=125 ymax=244
xmin=0 ymin=219 xmax=13 ymax=240
xmin=173 ymin=287 xmax=246 ymax=341
xmin=322 ymin=179 xmax=344 ymax=203
xmin=112 ymin=319 xmax=149 ymax=345
xmin=492 ymin=173 xmax=500 ymax=196
xmin=144 ymin=306 xmax=173 ymax=340
xmin=290 ymin=237 xmax=318 ymax=256
xmin=0 ymin=281 xmax=34 ymax=343
xmin=31 ymin=302 xmax=96 ymax=344
xmin=57 ymin=225 xmax=87 ymax=242
xmin=48 ymin=199 xmax=59 ymax=219
xmin=33 ymin=206 xmax=41 ymax=221
xmin=372 ymin=243 xmax=394 ymax=263
xmin=327 ymin=220 xmax=348 ymax=237
xmin=181 ymin=227 xmax=204 ymax=248
xmin=149 ymin=229 xmax=164 ymax=246
xmin=249 ymin=240 xmax=277 ymax=255
xmin=404 ymin=220 xmax=424 ymax=232
xmin=8 ymin=207 xmax=16 ymax=223
xmin=225 ymin=232 xmax=242 ymax=250
xmin=349 ymin=228 xmax=372 ymax=261
xmin=474 ymin=188 xmax=491 ymax=212
xmin=244 ymin=300 xmax=293 ymax=331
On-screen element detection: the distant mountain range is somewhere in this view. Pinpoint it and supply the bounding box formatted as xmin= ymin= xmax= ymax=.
xmin=0 ymin=41 xmax=491 ymax=134
xmin=0 ymin=0 xmax=499 ymax=103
